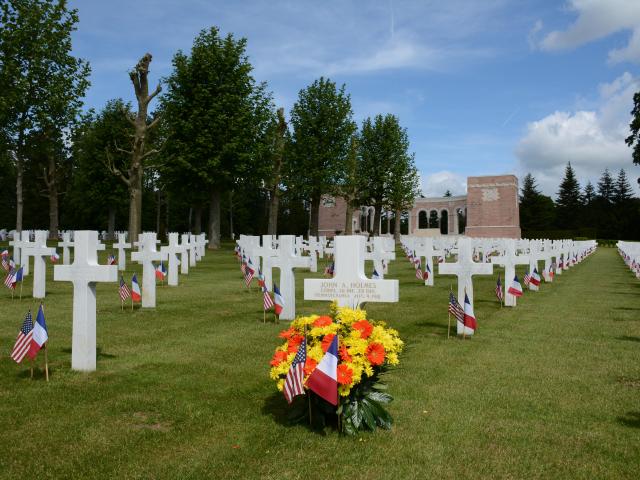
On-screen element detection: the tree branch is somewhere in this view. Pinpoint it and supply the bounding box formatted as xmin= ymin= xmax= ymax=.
xmin=147 ymin=115 xmax=162 ymax=130
xmin=104 ymin=148 xmax=131 ymax=187
xmin=146 ymin=83 xmax=162 ymax=104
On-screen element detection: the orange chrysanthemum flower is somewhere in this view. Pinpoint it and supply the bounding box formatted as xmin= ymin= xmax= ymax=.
xmin=278 ymin=327 xmax=296 ymax=339
xmin=366 ymin=342 xmax=386 ymax=365
xmin=313 ymin=315 xmax=333 ymax=327
xmin=303 ymin=358 xmax=318 ymax=376
xmin=337 ymin=364 xmax=353 ymax=385
xmin=321 ymin=333 xmax=336 ymax=352
xmin=339 ymin=344 xmax=352 ymax=362
xmin=353 ymin=319 xmax=373 ymax=339
xmin=287 ymin=334 xmax=304 ymax=353
xmin=270 ymin=350 xmax=289 ymax=367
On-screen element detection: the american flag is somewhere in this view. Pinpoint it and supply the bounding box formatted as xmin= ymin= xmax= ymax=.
xmin=262 ymin=285 xmax=274 ymax=310
xmin=244 ymin=259 xmax=255 ymax=286
xmin=108 ymin=254 xmax=117 ymax=265
xmin=1 ymin=256 xmax=10 ymax=271
xmin=415 ymin=264 xmax=423 ymax=280
xmin=11 ymin=311 xmax=34 ymax=363
xmin=324 ymin=262 xmax=334 ymax=277
xmin=523 ymin=271 xmax=531 ymax=287
xmin=284 ymin=338 xmax=307 ymax=404
xmin=495 ymin=274 xmax=503 ymax=302
xmin=448 ymin=292 xmax=464 ymax=323
xmin=0 ymin=249 xmax=8 ymax=257
xmin=4 ymin=269 xmax=16 ymax=290
xmin=119 ymin=275 xmax=131 ymax=301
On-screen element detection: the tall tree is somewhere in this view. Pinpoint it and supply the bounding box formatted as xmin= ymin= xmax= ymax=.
xmin=556 ymin=162 xmax=582 ymax=229
xmin=625 ymin=89 xmax=640 ymax=184
xmin=289 ymin=77 xmax=356 ymax=236
xmin=582 ymin=181 xmax=596 ymax=205
xmin=162 ymin=27 xmax=272 ymax=248
xmin=519 ymin=173 xmax=555 ymax=232
xmin=614 ymin=168 xmax=633 ymax=203
xmin=0 ymin=0 xmax=90 ymax=233
xmin=597 ymin=168 xmax=615 ymax=202
xmin=104 ymin=54 xmax=162 ymax=243
xmin=67 ymin=100 xmax=132 ymax=233
xmin=266 ymin=108 xmax=287 ymax=235
xmin=358 ymin=114 xmax=412 ymax=235
xmin=386 ymin=149 xmax=420 ymax=241
xmin=339 ymin=134 xmax=361 ymax=235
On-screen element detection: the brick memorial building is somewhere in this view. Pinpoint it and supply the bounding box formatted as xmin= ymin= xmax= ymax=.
xmin=318 ymin=174 xmax=520 ymax=238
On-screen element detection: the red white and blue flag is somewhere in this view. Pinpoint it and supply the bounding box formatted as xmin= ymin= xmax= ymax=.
xmin=131 ymin=274 xmax=142 ymax=302
xmin=273 ymin=284 xmax=284 ymax=316
xmin=523 ymin=271 xmax=531 ymax=287
xmin=1 ymin=249 xmax=8 ymax=258
xmin=50 ymin=251 xmax=60 ymax=263
xmin=155 ymin=261 xmax=167 ymax=281
xmin=28 ymin=305 xmax=48 ymax=359
xmin=508 ymin=275 xmax=523 ymax=297
xmin=423 ymin=263 xmax=431 ymax=281
xmin=108 ymin=254 xmax=117 ymax=265
xmin=324 ymin=262 xmax=334 ymax=277
xmin=257 ymin=268 xmax=265 ymax=288
xmin=1 ymin=256 xmax=11 ymax=271
xmin=415 ymin=261 xmax=423 ymax=280
xmin=262 ymin=284 xmax=274 ymax=311
xmin=10 ymin=310 xmax=34 ymax=363
xmin=305 ymin=335 xmax=338 ymax=405
xmin=119 ymin=275 xmax=131 ymax=301
xmin=495 ymin=274 xmax=503 ymax=303
xmin=448 ymin=292 xmax=464 ymax=324
xmin=372 ymin=268 xmax=380 ymax=280
xmin=244 ymin=259 xmax=255 ymax=286
xmin=284 ymin=338 xmax=307 ymax=404
xmin=529 ymin=268 xmax=541 ymax=291
xmin=463 ymin=293 xmax=477 ymax=332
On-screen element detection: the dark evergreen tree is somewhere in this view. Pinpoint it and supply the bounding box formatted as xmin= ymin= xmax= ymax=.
xmin=614 ymin=168 xmax=633 ymax=203
xmin=519 ymin=173 xmax=556 ymax=233
xmin=597 ymin=169 xmax=615 ymax=202
xmin=582 ymin=181 xmax=596 ymax=205
xmin=555 ymin=162 xmax=582 ymax=229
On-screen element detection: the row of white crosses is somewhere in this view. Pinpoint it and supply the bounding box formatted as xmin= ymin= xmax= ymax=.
xmin=617 ymin=241 xmax=640 ymax=278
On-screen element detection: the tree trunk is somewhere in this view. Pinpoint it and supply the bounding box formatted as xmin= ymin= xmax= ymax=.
xmin=267 ymin=107 xmax=287 ymax=235
xmin=208 ymin=188 xmax=221 ymax=249
xmin=345 ymin=201 xmax=354 ymax=235
xmin=193 ymin=205 xmax=202 ymax=234
xmin=48 ymin=184 xmax=58 ymax=239
xmin=229 ymin=190 xmax=234 ymax=239
xmin=128 ymin=169 xmax=142 ymax=242
xmin=386 ymin=214 xmax=391 ymax=235
xmin=107 ymin=206 xmax=116 ymax=240
xmin=15 ymin=151 xmax=24 ymax=233
xmin=394 ymin=210 xmax=402 ymax=242
xmin=372 ymin=201 xmax=383 ymax=236
xmin=309 ymin=193 xmax=321 ymax=237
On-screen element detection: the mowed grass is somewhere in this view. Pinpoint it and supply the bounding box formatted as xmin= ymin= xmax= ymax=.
xmin=0 ymin=242 xmax=639 ymax=479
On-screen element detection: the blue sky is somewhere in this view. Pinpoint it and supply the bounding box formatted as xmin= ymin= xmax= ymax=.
xmin=69 ymin=0 xmax=640 ymax=197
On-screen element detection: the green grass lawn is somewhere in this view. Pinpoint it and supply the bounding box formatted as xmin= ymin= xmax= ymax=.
xmin=0 ymin=243 xmax=638 ymax=479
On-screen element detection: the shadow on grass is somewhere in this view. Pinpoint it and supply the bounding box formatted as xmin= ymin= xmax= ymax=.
xmin=61 ymin=347 xmax=116 ymax=359
xmin=261 ymin=392 xmax=330 ymax=435
xmin=618 ymin=335 xmax=640 ymax=343
xmin=414 ymin=320 xmax=449 ymax=335
xmin=17 ymin=365 xmax=55 ymax=380
xmin=614 ymin=307 xmax=640 ymax=311
xmin=617 ymin=412 xmax=640 ymax=428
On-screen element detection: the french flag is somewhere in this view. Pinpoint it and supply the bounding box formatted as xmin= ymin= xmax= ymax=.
xmin=305 ymin=335 xmax=338 ymax=405
xmin=508 ymin=275 xmax=523 ymax=297
xmin=28 ymin=304 xmax=48 ymax=359
xmin=463 ymin=293 xmax=477 ymax=333
xmin=423 ymin=263 xmax=431 ymax=281
xmin=372 ymin=268 xmax=380 ymax=280
xmin=273 ymin=284 xmax=284 ymax=316
xmin=131 ymin=274 xmax=142 ymax=302
xmin=529 ymin=268 xmax=541 ymax=291
xmin=155 ymin=262 xmax=167 ymax=280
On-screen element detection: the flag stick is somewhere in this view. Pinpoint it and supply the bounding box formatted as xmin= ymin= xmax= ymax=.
xmin=30 ymin=357 xmax=34 ymax=379
xmin=19 ymin=280 xmax=23 ymax=300
xmin=44 ymin=342 xmax=49 ymax=382
xmin=304 ymin=324 xmax=312 ymax=426
xmin=463 ymin=287 xmax=467 ymax=340
xmin=263 ymin=308 xmax=266 ymax=324
xmin=447 ymin=284 xmax=452 ymax=339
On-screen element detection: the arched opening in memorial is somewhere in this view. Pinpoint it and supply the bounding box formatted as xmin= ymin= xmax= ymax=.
xmin=428 ymin=210 xmax=439 ymax=228
xmin=440 ymin=209 xmax=449 ymax=234
xmin=418 ymin=210 xmax=428 ymax=229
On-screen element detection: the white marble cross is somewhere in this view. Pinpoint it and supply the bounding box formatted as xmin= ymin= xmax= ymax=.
xmin=8 ymin=231 xmax=25 ymax=267
xmin=53 ymin=231 xmax=117 ymax=371
xmin=541 ymin=240 xmax=554 ymax=282
xmin=19 ymin=231 xmax=35 ymax=275
xmin=253 ymin=235 xmax=278 ymax=290
xmin=189 ymin=234 xmax=198 ymax=267
xmin=270 ymin=235 xmax=311 ymax=320
xmin=491 ymin=239 xmax=529 ymax=307
xmin=160 ymin=233 xmax=186 ymax=286
xmin=439 ymin=237 xmax=493 ymax=325
xmin=113 ymin=232 xmax=130 ymax=271
xmin=414 ymin=237 xmax=446 ymax=287
xmin=21 ymin=230 xmax=56 ymax=298
xmin=197 ymin=233 xmax=208 ymax=258
xmin=527 ymin=240 xmax=545 ymax=289
xmin=305 ymin=235 xmax=399 ymax=309
xmin=180 ymin=234 xmax=191 ymax=274
xmin=367 ymin=237 xmax=395 ymax=279
xmin=58 ymin=231 xmax=74 ymax=265
xmin=131 ymin=232 xmax=168 ymax=308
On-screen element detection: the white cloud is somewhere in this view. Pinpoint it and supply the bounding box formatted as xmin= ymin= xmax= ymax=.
xmin=537 ymin=0 xmax=640 ymax=63
xmin=516 ymin=72 xmax=640 ymax=196
xmin=421 ymin=171 xmax=467 ymax=197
